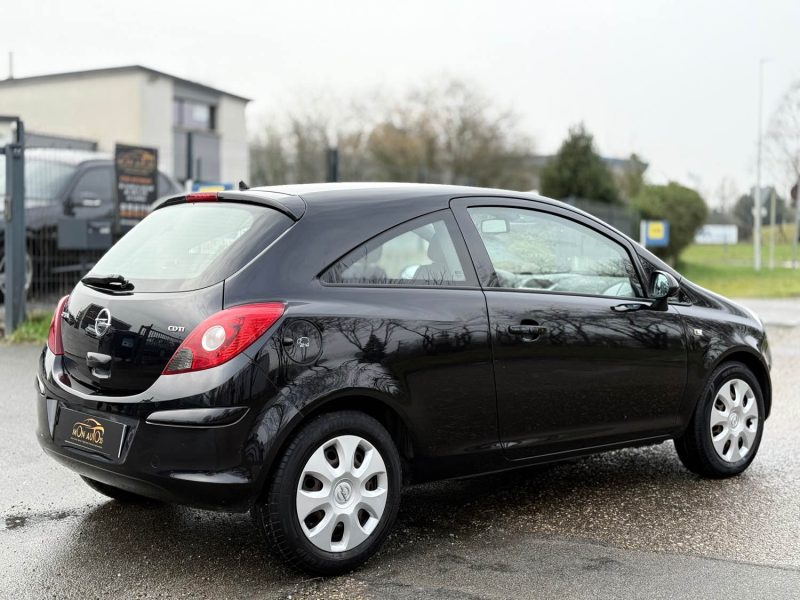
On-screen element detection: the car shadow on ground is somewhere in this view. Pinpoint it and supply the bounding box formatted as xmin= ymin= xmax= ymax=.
xmin=35 ymin=441 xmax=726 ymax=596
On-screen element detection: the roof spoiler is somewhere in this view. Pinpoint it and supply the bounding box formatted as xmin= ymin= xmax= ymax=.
xmin=153 ymin=190 xmax=306 ymax=221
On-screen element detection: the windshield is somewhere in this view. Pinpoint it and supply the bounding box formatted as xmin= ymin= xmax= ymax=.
xmin=87 ymin=202 xmax=292 ymax=292
xmin=0 ymin=156 xmax=77 ymax=204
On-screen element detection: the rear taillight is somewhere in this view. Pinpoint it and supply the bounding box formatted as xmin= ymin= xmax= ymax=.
xmin=163 ymin=303 xmax=285 ymax=374
xmin=186 ymin=192 xmax=218 ymax=202
xmin=47 ymin=295 xmax=69 ymax=355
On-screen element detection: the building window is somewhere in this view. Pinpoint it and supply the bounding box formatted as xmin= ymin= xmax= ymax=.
xmin=173 ymin=98 xmax=215 ymax=131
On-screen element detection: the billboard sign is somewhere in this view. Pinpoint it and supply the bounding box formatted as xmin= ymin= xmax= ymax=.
xmin=114 ymin=144 xmax=158 ymax=230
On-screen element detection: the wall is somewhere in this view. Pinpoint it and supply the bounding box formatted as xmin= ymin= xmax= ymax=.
xmin=217 ymin=95 xmax=249 ymax=184
xmin=0 ymin=71 xmax=143 ymax=154
xmin=139 ymin=72 xmax=174 ymax=176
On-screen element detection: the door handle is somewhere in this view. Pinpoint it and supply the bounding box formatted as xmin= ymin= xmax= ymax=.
xmin=507 ymin=324 xmax=548 ymax=341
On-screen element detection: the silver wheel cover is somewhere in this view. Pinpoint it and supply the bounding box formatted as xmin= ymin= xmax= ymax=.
xmin=710 ymin=378 xmax=759 ymax=463
xmin=296 ymin=435 xmax=388 ymax=552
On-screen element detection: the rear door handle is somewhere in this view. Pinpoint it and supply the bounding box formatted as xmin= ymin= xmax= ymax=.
xmin=507 ymin=324 xmax=548 ymax=340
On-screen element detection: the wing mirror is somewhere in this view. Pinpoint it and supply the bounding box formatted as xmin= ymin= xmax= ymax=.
xmin=71 ymin=191 xmax=103 ymax=208
xmin=649 ymin=270 xmax=680 ymax=311
xmin=480 ymin=218 xmax=509 ymax=234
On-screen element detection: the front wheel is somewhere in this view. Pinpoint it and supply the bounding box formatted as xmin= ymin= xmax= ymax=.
xmin=674 ymin=362 xmax=765 ymax=478
xmin=253 ymin=411 xmax=402 ymax=575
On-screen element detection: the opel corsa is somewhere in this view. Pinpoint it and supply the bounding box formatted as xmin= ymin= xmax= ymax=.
xmin=36 ymin=183 xmax=771 ymax=574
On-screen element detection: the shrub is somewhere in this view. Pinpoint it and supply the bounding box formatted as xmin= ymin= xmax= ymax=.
xmin=633 ymin=183 xmax=708 ymax=263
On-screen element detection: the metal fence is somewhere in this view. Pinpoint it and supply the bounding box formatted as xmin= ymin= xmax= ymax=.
xmin=1 ymin=139 xmax=154 ymax=323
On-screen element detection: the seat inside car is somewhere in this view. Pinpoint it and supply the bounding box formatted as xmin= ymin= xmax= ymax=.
xmin=412 ymin=231 xmax=451 ymax=284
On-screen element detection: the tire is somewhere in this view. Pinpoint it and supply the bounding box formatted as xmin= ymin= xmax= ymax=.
xmin=80 ymin=476 xmax=157 ymax=503
xmin=674 ymin=361 xmax=765 ymax=478
xmin=0 ymin=250 xmax=33 ymax=304
xmin=253 ymin=410 xmax=402 ymax=575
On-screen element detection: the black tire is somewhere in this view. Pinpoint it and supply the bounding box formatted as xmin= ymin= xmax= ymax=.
xmin=80 ymin=475 xmax=157 ymax=503
xmin=674 ymin=361 xmax=765 ymax=478
xmin=253 ymin=410 xmax=402 ymax=575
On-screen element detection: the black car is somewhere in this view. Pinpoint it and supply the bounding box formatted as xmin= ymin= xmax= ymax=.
xmin=36 ymin=183 xmax=771 ymax=574
xmin=0 ymin=148 xmax=180 ymax=300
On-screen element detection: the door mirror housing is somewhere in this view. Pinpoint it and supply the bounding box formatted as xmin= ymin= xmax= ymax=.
xmin=649 ymin=270 xmax=680 ymax=310
xmin=72 ymin=191 xmax=103 ymax=208
xmin=480 ymin=218 xmax=509 ymax=234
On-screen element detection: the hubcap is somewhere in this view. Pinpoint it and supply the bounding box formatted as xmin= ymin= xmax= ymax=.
xmin=296 ymin=435 xmax=388 ymax=553
xmin=710 ymin=378 xmax=759 ymax=463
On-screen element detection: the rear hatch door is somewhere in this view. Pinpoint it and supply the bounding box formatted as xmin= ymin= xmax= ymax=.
xmin=59 ymin=201 xmax=293 ymax=395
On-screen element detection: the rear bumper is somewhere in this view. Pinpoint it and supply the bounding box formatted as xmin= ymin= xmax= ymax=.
xmin=35 ymin=347 xmax=282 ymax=512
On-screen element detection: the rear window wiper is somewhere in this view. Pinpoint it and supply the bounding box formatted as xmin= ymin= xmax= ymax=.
xmin=81 ymin=274 xmax=135 ymax=292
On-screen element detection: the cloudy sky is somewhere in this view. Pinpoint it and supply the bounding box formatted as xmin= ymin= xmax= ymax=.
xmin=2 ymin=0 xmax=800 ymax=202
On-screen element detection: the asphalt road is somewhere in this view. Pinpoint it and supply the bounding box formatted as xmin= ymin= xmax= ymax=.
xmin=2 ymin=316 xmax=799 ymax=598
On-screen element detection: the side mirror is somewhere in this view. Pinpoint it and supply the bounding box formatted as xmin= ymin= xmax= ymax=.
xmin=649 ymin=270 xmax=680 ymax=311
xmin=481 ymin=218 xmax=509 ymax=234
xmin=71 ymin=191 xmax=103 ymax=208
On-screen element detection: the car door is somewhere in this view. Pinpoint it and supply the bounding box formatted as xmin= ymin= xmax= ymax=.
xmin=451 ymin=197 xmax=687 ymax=461
xmin=67 ymin=166 xmax=114 ymax=221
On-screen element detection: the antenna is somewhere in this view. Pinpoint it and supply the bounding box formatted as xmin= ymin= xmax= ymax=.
xmin=7 ymin=51 xmax=13 ymax=79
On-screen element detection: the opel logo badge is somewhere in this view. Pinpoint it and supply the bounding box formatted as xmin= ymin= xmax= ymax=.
xmin=334 ymin=481 xmax=352 ymax=505
xmin=94 ymin=308 xmax=112 ymax=337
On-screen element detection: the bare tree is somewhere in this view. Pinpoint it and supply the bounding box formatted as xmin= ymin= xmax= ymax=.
xmin=766 ymin=81 xmax=800 ymax=266
xmin=249 ymin=78 xmax=536 ymax=190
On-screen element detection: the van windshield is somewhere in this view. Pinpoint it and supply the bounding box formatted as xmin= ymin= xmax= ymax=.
xmin=0 ymin=157 xmax=77 ymax=204
xmin=87 ymin=202 xmax=292 ymax=292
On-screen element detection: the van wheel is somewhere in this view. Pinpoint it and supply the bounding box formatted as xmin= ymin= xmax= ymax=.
xmin=0 ymin=250 xmax=33 ymax=303
xmin=253 ymin=410 xmax=402 ymax=575
xmin=674 ymin=362 xmax=765 ymax=478
xmin=80 ymin=476 xmax=157 ymax=503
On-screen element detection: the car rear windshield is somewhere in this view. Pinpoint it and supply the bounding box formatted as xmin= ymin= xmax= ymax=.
xmin=87 ymin=202 xmax=292 ymax=292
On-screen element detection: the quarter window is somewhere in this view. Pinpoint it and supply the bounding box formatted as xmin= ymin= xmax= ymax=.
xmin=322 ymin=216 xmax=468 ymax=286
xmin=468 ymin=206 xmax=641 ymax=298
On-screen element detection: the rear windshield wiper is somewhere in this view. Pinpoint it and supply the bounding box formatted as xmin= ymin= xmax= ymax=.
xmin=81 ymin=274 xmax=134 ymax=292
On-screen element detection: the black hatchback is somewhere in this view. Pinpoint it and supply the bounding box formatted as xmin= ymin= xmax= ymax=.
xmin=36 ymin=183 xmax=771 ymax=574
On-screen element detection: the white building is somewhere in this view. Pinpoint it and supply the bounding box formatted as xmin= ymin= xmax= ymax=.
xmin=0 ymin=65 xmax=250 ymax=184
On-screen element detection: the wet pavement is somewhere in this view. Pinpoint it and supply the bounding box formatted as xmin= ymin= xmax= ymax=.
xmin=1 ymin=321 xmax=799 ymax=598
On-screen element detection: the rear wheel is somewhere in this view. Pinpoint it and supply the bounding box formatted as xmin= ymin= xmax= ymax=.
xmin=0 ymin=250 xmax=33 ymax=303
xmin=674 ymin=362 xmax=765 ymax=478
xmin=253 ymin=410 xmax=401 ymax=575
xmin=80 ymin=476 xmax=157 ymax=503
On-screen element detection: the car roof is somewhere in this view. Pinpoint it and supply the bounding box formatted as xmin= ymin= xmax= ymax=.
xmin=250 ymin=182 xmax=545 ymax=205
xmin=22 ymin=148 xmax=112 ymax=166
xmin=248 ymin=182 xmax=603 ymax=227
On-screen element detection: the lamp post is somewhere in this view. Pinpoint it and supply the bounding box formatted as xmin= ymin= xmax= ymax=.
xmin=754 ymin=58 xmax=768 ymax=271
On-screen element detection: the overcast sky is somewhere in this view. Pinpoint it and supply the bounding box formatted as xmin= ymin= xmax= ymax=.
xmin=2 ymin=0 xmax=800 ymax=202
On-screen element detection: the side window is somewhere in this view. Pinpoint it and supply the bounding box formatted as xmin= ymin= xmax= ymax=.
xmin=71 ymin=168 xmax=114 ymax=206
xmin=322 ymin=216 xmax=468 ymax=286
xmin=468 ymin=206 xmax=642 ymax=298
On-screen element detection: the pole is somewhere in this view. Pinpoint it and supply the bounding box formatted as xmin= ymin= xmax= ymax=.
xmin=326 ymin=147 xmax=339 ymax=183
xmin=793 ymin=175 xmax=800 ymax=269
xmin=769 ymin=187 xmax=776 ymax=269
xmin=3 ymin=117 xmax=26 ymax=333
xmin=754 ymin=59 xmax=767 ymax=272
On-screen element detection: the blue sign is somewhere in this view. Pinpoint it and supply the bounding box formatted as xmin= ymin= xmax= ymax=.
xmin=640 ymin=220 xmax=670 ymax=248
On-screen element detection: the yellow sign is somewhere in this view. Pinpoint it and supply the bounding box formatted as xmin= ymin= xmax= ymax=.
xmin=648 ymin=221 xmax=665 ymax=240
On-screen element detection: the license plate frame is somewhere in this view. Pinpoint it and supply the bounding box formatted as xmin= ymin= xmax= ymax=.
xmin=54 ymin=407 xmax=127 ymax=459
